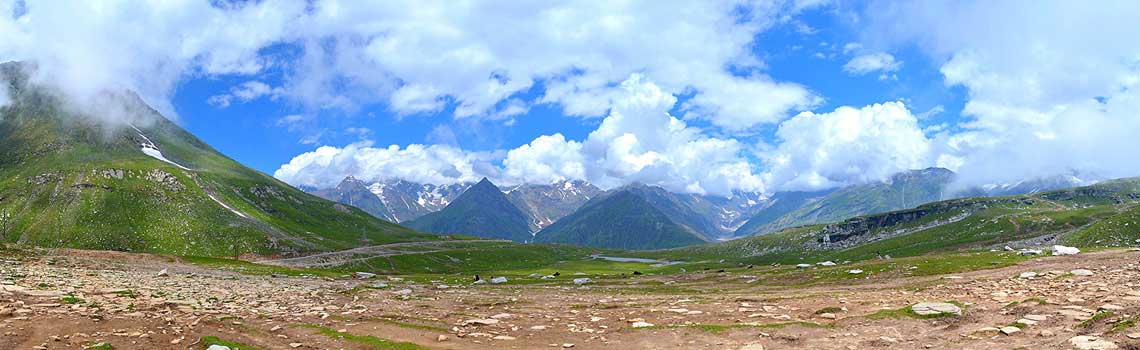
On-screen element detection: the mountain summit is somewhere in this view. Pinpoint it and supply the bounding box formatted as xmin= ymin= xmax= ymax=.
xmin=405 ymin=178 xmax=533 ymax=242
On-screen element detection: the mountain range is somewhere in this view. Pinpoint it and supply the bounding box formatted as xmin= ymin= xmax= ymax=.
xmin=309 ymin=165 xmax=1100 ymax=250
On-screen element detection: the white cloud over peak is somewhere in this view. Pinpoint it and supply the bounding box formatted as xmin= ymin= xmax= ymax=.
xmin=279 ymin=75 xmax=767 ymax=195
xmin=863 ymin=0 xmax=1140 ymax=185
xmin=273 ymin=142 xmax=501 ymax=188
xmin=762 ymin=101 xmax=934 ymax=191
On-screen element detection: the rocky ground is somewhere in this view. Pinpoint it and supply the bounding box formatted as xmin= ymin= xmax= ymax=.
xmin=3 ymin=249 xmax=1140 ymax=349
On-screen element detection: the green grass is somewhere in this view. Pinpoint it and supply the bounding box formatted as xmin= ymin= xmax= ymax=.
xmin=60 ymin=294 xmax=84 ymax=304
xmin=1108 ymin=314 xmax=1139 ymax=333
xmin=83 ymin=342 xmax=113 ymax=350
xmin=866 ymin=302 xmax=963 ymax=320
xmin=200 ymin=336 xmax=261 ymax=350
xmin=303 ymin=325 xmax=430 ymax=350
xmin=1077 ymin=311 xmax=1114 ymax=329
xmin=814 ymin=307 xmax=843 ymax=314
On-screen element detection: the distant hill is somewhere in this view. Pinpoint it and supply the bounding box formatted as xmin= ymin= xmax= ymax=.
xmin=0 ymin=62 xmax=435 ymax=257
xmin=735 ymin=168 xmax=955 ymax=236
xmin=535 ymin=190 xmax=707 ymax=250
xmin=406 ymin=178 xmax=533 ymax=242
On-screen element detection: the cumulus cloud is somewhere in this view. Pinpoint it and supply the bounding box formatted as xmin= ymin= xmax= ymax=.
xmin=863 ymin=0 xmax=1140 ymax=185
xmin=278 ymin=75 xmax=767 ymax=196
xmin=0 ymin=0 xmax=301 ymax=124
xmin=843 ymin=52 xmax=902 ymax=77
xmin=208 ymin=81 xmax=282 ymax=108
xmin=273 ymin=142 xmax=501 ymax=188
xmin=761 ymin=102 xmax=934 ymax=191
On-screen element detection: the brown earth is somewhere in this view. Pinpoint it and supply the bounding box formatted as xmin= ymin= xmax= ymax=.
xmin=2 ymin=248 xmax=1140 ymax=349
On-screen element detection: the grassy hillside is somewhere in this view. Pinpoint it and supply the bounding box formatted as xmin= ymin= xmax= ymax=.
xmin=535 ymin=190 xmax=707 ymax=250
xmin=736 ymin=168 xmax=954 ymax=236
xmin=0 ymin=62 xmax=437 ymax=256
xmin=633 ymin=177 xmax=1140 ymax=265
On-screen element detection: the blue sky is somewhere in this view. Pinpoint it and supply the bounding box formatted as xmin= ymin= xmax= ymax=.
xmin=3 ymin=1 xmax=1138 ymax=196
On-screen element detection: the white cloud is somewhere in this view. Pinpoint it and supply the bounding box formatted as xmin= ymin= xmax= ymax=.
xmin=0 ymin=0 xmax=302 ymax=123
xmin=761 ymin=101 xmax=934 ymax=191
xmin=280 ymin=1 xmax=819 ymax=130
xmin=278 ymin=75 xmax=767 ymax=196
xmin=208 ymin=80 xmax=281 ymax=108
xmin=863 ymin=1 xmax=1140 ymax=185
xmin=0 ymin=79 xmax=9 ymax=108
xmin=273 ymin=142 xmax=500 ymax=188
xmin=842 ymin=52 xmax=902 ymax=76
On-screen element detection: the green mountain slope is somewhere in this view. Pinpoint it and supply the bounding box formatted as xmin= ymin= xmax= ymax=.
xmin=309 ymin=176 xmax=395 ymax=222
xmin=535 ymin=190 xmax=707 ymax=250
xmin=406 ymin=178 xmax=533 ymax=242
xmin=736 ymin=168 xmax=954 ymax=236
xmin=635 ymin=176 xmax=1140 ymax=264
xmin=0 ymin=62 xmax=436 ymax=256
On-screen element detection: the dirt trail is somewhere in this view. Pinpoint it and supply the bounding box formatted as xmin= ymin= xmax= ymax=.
xmin=2 ymin=248 xmax=1140 ymax=349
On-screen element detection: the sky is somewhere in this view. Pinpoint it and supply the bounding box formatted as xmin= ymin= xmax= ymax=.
xmin=2 ymin=0 xmax=1139 ymax=197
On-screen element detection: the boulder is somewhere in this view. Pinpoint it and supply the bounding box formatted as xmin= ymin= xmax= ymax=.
xmin=1069 ymin=336 xmax=1118 ymax=350
xmin=1052 ymin=245 xmax=1080 ymax=256
xmin=911 ymin=302 xmax=962 ymax=316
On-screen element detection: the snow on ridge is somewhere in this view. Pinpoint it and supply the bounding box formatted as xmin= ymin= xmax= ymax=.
xmin=129 ymin=124 xmax=190 ymax=171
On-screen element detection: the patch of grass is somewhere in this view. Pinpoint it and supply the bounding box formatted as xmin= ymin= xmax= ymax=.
xmin=200 ymin=336 xmax=261 ymax=350
xmin=60 ymin=294 xmax=84 ymax=304
xmin=83 ymin=342 xmax=113 ymax=350
xmin=1108 ymin=314 xmax=1139 ymax=333
xmin=113 ymin=289 xmax=139 ymax=298
xmin=866 ymin=302 xmax=962 ymax=320
xmin=303 ymin=325 xmax=430 ymax=350
xmin=1077 ymin=311 xmax=1114 ymax=329
xmin=814 ymin=306 xmax=843 ymax=315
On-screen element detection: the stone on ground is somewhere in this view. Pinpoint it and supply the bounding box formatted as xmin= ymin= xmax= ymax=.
xmin=911 ymin=302 xmax=962 ymax=316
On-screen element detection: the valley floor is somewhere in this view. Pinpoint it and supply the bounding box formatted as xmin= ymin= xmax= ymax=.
xmin=2 ymin=248 xmax=1140 ymax=349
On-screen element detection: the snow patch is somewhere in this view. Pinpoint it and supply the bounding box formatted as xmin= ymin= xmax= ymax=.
xmin=130 ymin=124 xmax=190 ymax=170
xmin=206 ymin=192 xmax=248 ymax=218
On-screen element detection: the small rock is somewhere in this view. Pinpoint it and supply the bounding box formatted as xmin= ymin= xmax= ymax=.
xmin=492 ymin=335 xmax=516 ymax=340
xmin=562 ymin=344 xmax=575 ymax=348
xmin=819 ymin=313 xmax=837 ymax=319
xmin=207 ymin=345 xmax=232 ymax=350
xmin=847 ymin=269 xmax=863 ymax=274
xmin=1019 ymin=271 xmax=1038 ymax=279
xmin=289 ymin=343 xmax=302 ymax=348
xmin=1071 ymin=269 xmax=1095 ymax=276
xmin=795 ymin=264 xmax=811 ymax=268
xmin=573 ymin=278 xmax=592 ymax=285
xmin=740 ymin=343 xmax=765 ymax=350
xmin=817 ymin=261 xmax=836 ymax=266
xmin=490 ymin=277 xmax=508 ymax=284
xmin=631 ymin=321 xmax=654 ymax=328
xmin=462 ymin=319 xmax=500 ymax=326
xmin=999 ymin=326 xmax=1020 ymax=335
xmin=156 ymin=268 xmax=169 ymax=277
xmin=353 ymin=272 xmax=377 ymax=279
xmin=437 ymin=335 xmax=449 ymax=342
